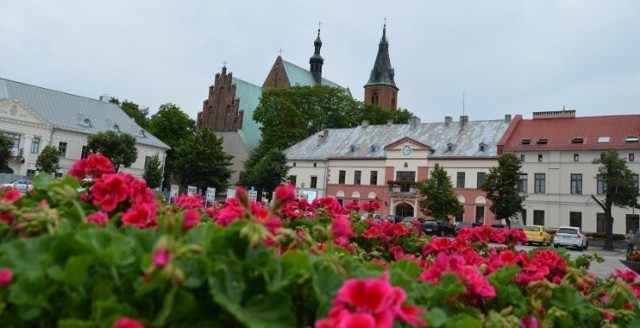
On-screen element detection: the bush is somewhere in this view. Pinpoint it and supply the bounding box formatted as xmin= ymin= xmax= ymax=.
xmin=586 ymin=232 xmax=626 ymax=241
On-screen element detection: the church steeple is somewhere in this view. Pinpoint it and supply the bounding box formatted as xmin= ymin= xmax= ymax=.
xmin=364 ymin=24 xmax=399 ymax=109
xmin=309 ymin=24 xmax=324 ymax=84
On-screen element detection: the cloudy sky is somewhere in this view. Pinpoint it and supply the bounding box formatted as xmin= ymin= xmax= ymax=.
xmin=1 ymin=1 xmax=638 ymax=124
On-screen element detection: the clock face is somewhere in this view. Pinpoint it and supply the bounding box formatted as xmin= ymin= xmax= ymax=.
xmin=402 ymin=145 xmax=411 ymax=156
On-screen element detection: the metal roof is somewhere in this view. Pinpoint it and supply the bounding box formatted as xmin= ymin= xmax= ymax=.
xmin=285 ymin=118 xmax=512 ymax=160
xmin=231 ymin=77 xmax=263 ymax=152
xmin=0 ymin=78 xmax=169 ymax=149
xmin=282 ymin=60 xmax=352 ymax=97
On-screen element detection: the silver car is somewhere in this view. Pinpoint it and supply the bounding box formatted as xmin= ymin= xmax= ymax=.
xmin=553 ymin=226 xmax=588 ymax=251
xmin=2 ymin=179 xmax=33 ymax=193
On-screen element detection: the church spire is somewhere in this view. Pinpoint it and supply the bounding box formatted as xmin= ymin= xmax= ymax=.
xmin=309 ymin=22 xmax=324 ymax=84
xmin=364 ymin=23 xmax=399 ymax=109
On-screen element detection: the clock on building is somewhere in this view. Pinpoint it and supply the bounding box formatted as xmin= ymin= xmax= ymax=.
xmin=402 ymin=145 xmax=411 ymax=156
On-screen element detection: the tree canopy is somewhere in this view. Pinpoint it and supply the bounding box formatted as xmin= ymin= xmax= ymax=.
xmin=35 ymin=145 xmax=61 ymax=175
xmin=110 ymin=97 xmax=150 ymax=129
xmin=418 ymin=164 xmax=463 ymax=221
xmin=173 ymin=128 xmax=233 ymax=195
xmin=143 ymin=154 xmax=164 ymax=189
xmin=0 ymin=135 xmax=13 ymax=173
xmin=239 ymin=144 xmax=290 ymax=201
xmin=481 ymin=153 xmax=527 ymax=228
xmin=591 ymin=149 xmax=640 ymax=250
xmin=87 ymin=131 xmax=138 ymax=172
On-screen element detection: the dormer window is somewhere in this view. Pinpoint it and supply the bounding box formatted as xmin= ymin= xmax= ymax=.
xmin=112 ymin=124 xmax=120 ymax=132
xmin=350 ymin=145 xmax=357 ymax=153
xmin=521 ymin=138 xmax=531 ymax=145
xmin=571 ymin=137 xmax=584 ymax=144
xmin=626 ymin=136 xmax=639 ymax=143
xmin=597 ymin=136 xmax=610 ymax=143
xmin=370 ymin=145 xmax=377 ymax=152
xmin=80 ymin=118 xmax=92 ymax=127
xmin=479 ymin=142 xmax=488 ymax=152
xmin=536 ymin=138 xmax=548 ymax=145
xmin=137 ymin=129 xmax=146 ymax=137
xmin=447 ymin=143 xmax=456 ymax=151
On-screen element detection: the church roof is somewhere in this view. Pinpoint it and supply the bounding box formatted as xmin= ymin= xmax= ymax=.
xmin=282 ymin=60 xmax=352 ymax=96
xmin=231 ymin=77 xmax=263 ymax=152
xmin=365 ymin=25 xmax=397 ymax=89
xmin=0 ymin=77 xmax=169 ymax=150
xmin=285 ymin=118 xmax=512 ymax=160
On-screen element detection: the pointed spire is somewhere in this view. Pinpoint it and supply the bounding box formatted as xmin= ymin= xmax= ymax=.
xmin=309 ymin=22 xmax=324 ymax=84
xmin=365 ymin=24 xmax=396 ymax=88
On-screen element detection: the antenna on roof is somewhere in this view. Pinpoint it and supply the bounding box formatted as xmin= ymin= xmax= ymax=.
xmin=462 ymin=90 xmax=466 ymax=115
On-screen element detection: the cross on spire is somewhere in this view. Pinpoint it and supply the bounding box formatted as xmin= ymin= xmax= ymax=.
xmin=318 ymin=21 xmax=322 ymax=30
xmin=222 ymin=60 xmax=227 ymax=67
xmin=278 ymin=48 xmax=283 ymax=56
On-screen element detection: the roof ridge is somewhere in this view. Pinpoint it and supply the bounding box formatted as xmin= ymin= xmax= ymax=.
xmin=0 ymin=77 xmax=116 ymax=106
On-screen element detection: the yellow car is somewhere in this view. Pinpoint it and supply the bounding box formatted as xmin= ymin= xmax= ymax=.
xmin=523 ymin=225 xmax=552 ymax=246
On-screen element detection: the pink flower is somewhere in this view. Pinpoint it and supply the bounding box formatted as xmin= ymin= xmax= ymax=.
xmin=86 ymin=211 xmax=109 ymax=226
xmin=122 ymin=203 xmax=157 ymax=228
xmin=331 ymin=215 xmax=353 ymax=239
xmin=274 ymin=184 xmax=296 ymax=203
xmin=520 ymin=316 xmax=539 ymax=328
xmin=0 ymin=268 xmax=13 ymax=287
xmin=91 ymin=173 xmax=130 ymax=212
xmin=111 ymin=317 xmax=144 ymax=328
xmin=153 ymin=249 xmax=171 ymax=267
xmin=1 ymin=188 xmax=20 ymax=203
xmin=182 ymin=209 xmax=201 ymax=231
xmin=69 ymin=153 xmax=115 ymax=179
xmin=174 ymin=194 xmax=204 ymax=209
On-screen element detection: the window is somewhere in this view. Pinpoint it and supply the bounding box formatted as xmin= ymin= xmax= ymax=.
xmin=144 ymin=156 xmax=152 ymax=168
xmin=370 ymin=171 xmax=378 ymax=185
xmin=520 ymin=154 xmax=525 ymax=162
xmin=570 ymin=212 xmax=582 ymax=229
xmin=536 ymin=138 xmax=548 ymax=145
xmin=288 ymin=175 xmax=297 ymax=186
xmin=570 ymin=174 xmax=582 ymax=194
xmin=26 ymin=169 xmax=36 ymax=177
xmin=3 ymin=132 xmax=21 ymax=155
xmin=396 ymin=171 xmax=416 ymax=192
xmin=521 ymin=209 xmax=527 ymax=225
xmin=538 ymin=154 xmax=543 ymax=162
xmin=519 ymin=173 xmax=528 ymax=193
xmin=626 ymin=136 xmax=639 ymax=143
xmin=521 ymin=139 xmax=531 ymax=145
xmin=475 ymin=206 xmax=485 ymax=224
xmin=456 ymin=172 xmax=465 ymax=188
xmin=476 ymin=172 xmax=486 ymax=188
xmin=597 ymin=175 xmax=607 ymax=195
xmin=30 ymin=137 xmax=41 ymax=154
xmin=533 ymin=210 xmax=545 ymax=226
xmin=58 ymin=142 xmax=67 ymax=158
xmin=338 ymin=170 xmax=346 ymax=184
xmin=534 ymin=173 xmax=545 ymax=193
xmin=81 ymin=145 xmax=90 ymax=159
xmin=597 ymin=136 xmax=610 ymax=143
xmin=630 ymin=153 xmax=635 ymax=162
xmin=571 ymin=137 xmax=584 ymax=144
xmin=597 ymin=213 xmax=606 ymax=233
xmin=354 ymin=171 xmax=361 ymax=185
xmin=455 ymin=212 xmax=463 ymax=223
xmin=313 ymin=163 xmax=317 ymax=167
xmin=293 ymin=162 xmax=296 ymax=167
xmin=632 ymin=174 xmax=639 ymax=191
xmin=573 ymin=154 xmax=579 ymax=162
xmin=310 ymin=176 xmax=317 ymax=189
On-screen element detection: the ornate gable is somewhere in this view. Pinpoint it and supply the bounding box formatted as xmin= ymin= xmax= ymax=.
xmin=196 ymin=66 xmax=243 ymax=131
xmin=384 ymin=137 xmax=432 ymax=153
xmin=0 ymin=99 xmax=51 ymax=129
xmin=262 ymin=56 xmax=291 ymax=89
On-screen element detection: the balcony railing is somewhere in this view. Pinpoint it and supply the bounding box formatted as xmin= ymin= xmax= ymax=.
xmin=388 ymin=181 xmax=419 ymax=197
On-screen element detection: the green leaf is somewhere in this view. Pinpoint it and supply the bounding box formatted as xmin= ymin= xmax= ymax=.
xmin=50 ymin=255 xmax=94 ymax=287
xmin=241 ymin=292 xmax=296 ymax=328
xmin=312 ymin=261 xmax=345 ymax=317
xmin=155 ymin=287 xmax=197 ymax=325
xmin=424 ymin=307 xmax=448 ymax=327
xmin=445 ymin=314 xmax=483 ymax=328
xmin=390 ymin=259 xmax=422 ymax=293
xmin=429 ymin=273 xmax=466 ymax=302
xmin=57 ymin=319 xmax=98 ymax=328
xmin=268 ymin=250 xmax=312 ymax=292
xmin=74 ymin=229 xmax=135 ymax=267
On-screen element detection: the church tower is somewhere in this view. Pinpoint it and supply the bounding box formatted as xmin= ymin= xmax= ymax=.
xmin=364 ymin=24 xmax=398 ymax=109
xmin=309 ymin=27 xmax=324 ymax=83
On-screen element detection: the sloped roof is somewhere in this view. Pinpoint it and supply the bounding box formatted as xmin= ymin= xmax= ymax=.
xmin=285 ymin=118 xmax=511 ymax=160
xmin=231 ymin=77 xmax=263 ymax=152
xmin=365 ymin=25 xmax=397 ymax=89
xmin=282 ymin=60 xmax=352 ymax=96
xmin=502 ymin=115 xmax=640 ymax=151
xmin=0 ymin=78 xmax=169 ymax=150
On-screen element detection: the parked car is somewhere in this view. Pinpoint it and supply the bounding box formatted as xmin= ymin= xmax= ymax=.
xmin=2 ymin=179 xmax=33 ymax=193
xmin=423 ymin=219 xmax=456 ymax=237
xmin=523 ymin=225 xmax=553 ymax=246
xmin=455 ymin=221 xmax=480 ymax=234
xmin=553 ymin=226 xmax=588 ymax=251
xmin=383 ymin=215 xmax=399 ymax=223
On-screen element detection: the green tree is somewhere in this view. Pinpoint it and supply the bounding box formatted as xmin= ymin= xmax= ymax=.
xmin=481 ymin=153 xmax=527 ymax=228
xmin=173 ymin=128 xmax=233 ymax=196
xmin=418 ymin=164 xmax=463 ymax=222
xmin=143 ymin=154 xmax=164 ymax=189
xmin=35 ymin=145 xmax=61 ymax=175
xmin=591 ymin=149 xmax=640 ymax=250
xmin=239 ymin=144 xmax=290 ymax=201
xmin=358 ymin=103 xmax=413 ymax=125
xmin=87 ymin=131 xmax=138 ymax=172
xmin=110 ymin=97 xmax=150 ymax=128
xmin=0 ymin=135 xmax=13 ymax=173
xmin=147 ymin=103 xmax=196 ymax=190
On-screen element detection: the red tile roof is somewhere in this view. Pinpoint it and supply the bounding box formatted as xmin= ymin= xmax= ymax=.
xmin=502 ymin=114 xmax=640 ymax=152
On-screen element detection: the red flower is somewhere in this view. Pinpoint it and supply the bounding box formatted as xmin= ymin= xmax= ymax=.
xmin=331 ymin=215 xmax=353 ymax=239
xmin=216 ymin=199 xmax=246 ymax=226
xmin=0 ymin=268 xmax=13 ymax=287
xmin=274 ymin=184 xmax=296 ymax=203
xmin=122 ymin=203 xmax=157 ymax=228
xmin=91 ymin=174 xmax=130 ymax=212
xmin=153 ymin=249 xmax=171 ymax=267
xmin=111 ymin=317 xmax=144 ymax=328
xmin=182 ymin=209 xmax=201 ymax=231
xmin=68 ymin=153 xmax=114 ymax=179
xmin=520 ymin=316 xmax=539 ymax=328
xmin=86 ymin=211 xmax=109 ymax=226
xmin=174 ymin=194 xmax=204 ymax=209
xmin=345 ymin=200 xmax=360 ymax=212
xmin=1 ymin=188 xmax=20 ymax=203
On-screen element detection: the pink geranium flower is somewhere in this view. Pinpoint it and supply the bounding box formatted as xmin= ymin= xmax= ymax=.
xmin=91 ymin=173 xmax=130 ymax=212
xmin=331 ymin=215 xmax=353 ymax=239
xmin=182 ymin=209 xmax=201 ymax=231
xmin=111 ymin=317 xmax=144 ymax=328
xmin=0 ymin=268 xmax=13 ymax=287
xmin=86 ymin=211 xmax=109 ymax=226
xmin=153 ymin=249 xmax=171 ymax=267
xmin=274 ymin=184 xmax=296 ymax=204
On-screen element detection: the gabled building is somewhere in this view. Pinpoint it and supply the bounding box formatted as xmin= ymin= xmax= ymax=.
xmin=285 ymin=115 xmax=515 ymax=224
xmin=500 ymin=110 xmax=640 ymax=234
xmin=0 ymin=77 xmax=169 ymax=179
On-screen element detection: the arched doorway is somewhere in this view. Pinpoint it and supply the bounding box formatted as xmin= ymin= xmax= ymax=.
xmin=394 ymin=202 xmax=414 ymax=218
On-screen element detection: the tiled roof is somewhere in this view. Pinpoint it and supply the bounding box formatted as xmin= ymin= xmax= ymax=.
xmin=282 ymin=60 xmax=352 ymax=96
xmin=231 ymin=77 xmax=263 ymax=152
xmin=285 ymin=118 xmax=511 ymax=160
xmin=502 ymin=115 xmax=640 ymax=151
xmin=0 ymin=78 xmax=169 ymax=149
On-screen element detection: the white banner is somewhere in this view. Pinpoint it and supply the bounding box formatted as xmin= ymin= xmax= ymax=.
xmin=187 ymin=185 xmax=197 ymax=196
xmin=170 ymin=185 xmax=179 ymax=198
xmin=206 ymin=187 xmax=216 ymax=202
xmin=248 ymin=190 xmax=258 ymax=202
xmin=226 ymin=188 xmax=236 ymax=202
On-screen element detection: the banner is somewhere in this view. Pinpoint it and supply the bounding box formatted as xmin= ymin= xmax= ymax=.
xmin=205 ymin=187 xmax=216 ymax=206
xmin=226 ymin=188 xmax=236 ymax=202
xmin=187 ymin=185 xmax=197 ymax=196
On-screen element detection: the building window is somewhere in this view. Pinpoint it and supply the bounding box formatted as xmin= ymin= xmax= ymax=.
xmin=519 ymin=173 xmax=528 ymax=193
xmin=476 ymin=172 xmax=486 ymax=188
xmin=475 ymin=206 xmax=485 ymax=224
xmin=144 ymin=156 xmax=152 ymax=168
xmin=570 ymin=173 xmax=582 ymax=194
xmin=310 ymin=176 xmax=318 ymax=189
xmin=597 ymin=213 xmax=606 ymax=233
xmin=533 ymin=210 xmax=545 ymax=226
xmin=338 ymin=170 xmax=346 ymax=184
xmin=81 ymin=145 xmax=90 ymax=159
xmin=58 ymin=142 xmax=67 ymax=158
xmin=597 ymin=175 xmax=606 ymax=195
xmin=521 ymin=209 xmax=527 ymax=225
xmin=534 ymin=173 xmax=545 ymax=193
xmin=455 ymin=212 xmax=463 ymax=223
xmin=288 ymin=175 xmax=297 ymax=186
xmin=30 ymin=137 xmax=41 ymax=154
xmin=632 ymin=174 xmax=639 ymax=191
xmin=570 ymin=212 xmax=582 ymax=229
xmin=354 ymin=171 xmax=361 ymax=185
xmin=538 ymin=154 xmax=543 ymax=162
xmin=396 ymin=171 xmax=416 ymax=192
xmin=26 ymin=169 xmax=36 ymax=177
xmin=630 ymin=154 xmax=635 ymax=162
xmin=573 ymin=154 xmax=579 ymax=162
xmin=293 ymin=162 xmax=296 ymax=167
xmin=520 ymin=154 xmax=525 ymax=162
xmin=456 ymin=172 xmax=465 ymax=188
xmin=370 ymin=171 xmax=378 ymax=185
xmin=3 ymin=132 xmax=21 ymax=156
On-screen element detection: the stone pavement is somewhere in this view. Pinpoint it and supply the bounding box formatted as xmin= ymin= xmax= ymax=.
xmin=581 ymin=247 xmax=628 ymax=279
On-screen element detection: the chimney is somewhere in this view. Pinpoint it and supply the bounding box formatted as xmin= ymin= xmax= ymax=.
xmin=505 ymin=114 xmax=512 ymax=122
xmin=409 ymin=116 xmax=421 ymax=129
xmin=99 ymin=94 xmax=110 ymax=103
xmin=361 ymin=120 xmax=369 ymax=128
xmin=317 ymin=129 xmax=329 ymax=146
xmin=387 ymin=119 xmax=393 ymax=126
xmin=460 ymin=115 xmax=468 ymax=127
xmin=444 ymin=116 xmax=452 ymax=126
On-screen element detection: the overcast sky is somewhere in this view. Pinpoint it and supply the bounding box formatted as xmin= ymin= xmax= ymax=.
xmin=2 ymin=1 xmax=639 ymax=124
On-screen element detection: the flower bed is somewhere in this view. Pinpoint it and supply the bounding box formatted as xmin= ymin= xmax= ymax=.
xmin=0 ymin=154 xmax=639 ymax=327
